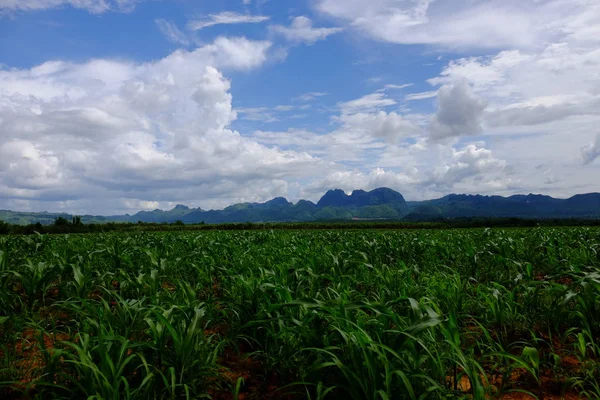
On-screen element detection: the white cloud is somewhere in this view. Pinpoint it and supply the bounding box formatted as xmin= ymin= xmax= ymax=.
xmin=294 ymin=91 xmax=328 ymax=102
xmin=316 ymin=0 xmax=598 ymax=50
xmin=429 ymin=81 xmax=487 ymax=140
xmin=486 ymin=97 xmax=600 ymax=128
xmin=434 ymin=144 xmax=509 ymax=188
xmin=4 ymin=0 xmax=600 ymax=211
xmin=384 ymin=83 xmax=413 ymax=90
xmin=234 ymin=107 xmax=278 ymax=123
xmin=270 ymin=16 xmax=342 ymax=45
xmin=206 ymin=37 xmax=272 ymax=70
xmin=155 ymin=19 xmax=191 ymax=47
xmin=242 ymin=78 xmax=520 ymax=202
xmin=253 ymin=127 xmax=386 ymax=163
xmin=339 ymin=92 xmax=396 ymax=114
xmin=300 ymin=143 xmax=514 ymax=201
xmin=0 ymin=140 xmax=62 ymax=189
xmin=337 ymin=111 xmax=420 ymax=144
xmin=429 ymin=46 xmax=600 ymax=130
xmin=405 ymin=91 xmax=437 ymax=101
xmin=403 ymin=1 xmax=600 ymax=198
xmin=113 ymin=0 xmax=137 ymax=13
xmin=0 ymin=0 xmax=138 ymax=14
xmin=187 ymin=11 xmax=269 ymax=31
xmin=582 ymin=134 xmax=600 ymax=165
xmin=234 ymin=103 xmax=310 ymax=122
xmin=0 ymin=36 xmax=326 ymax=213
xmin=254 ymin=90 xmax=421 ymax=164
xmin=274 ymin=105 xmax=295 ymax=111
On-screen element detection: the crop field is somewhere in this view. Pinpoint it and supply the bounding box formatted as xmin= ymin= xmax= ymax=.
xmin=1 ymin=228 xmax=599 ymax=399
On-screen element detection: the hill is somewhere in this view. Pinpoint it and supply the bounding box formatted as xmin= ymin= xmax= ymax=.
xmin=403 ymin=193 xmax=600 ymax=221
xmin=1 ymin=188 xmax=600 ymax=225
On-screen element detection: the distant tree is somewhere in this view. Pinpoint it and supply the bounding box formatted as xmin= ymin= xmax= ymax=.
xmin=172 ymin=220 xmax=184 ymax=226
xmin=72 ymin=216 xmax=83 ymax=226
xmin=54 ymin=217 xmax=70 ymax=226
xmin=314 ymin=207 xmax=338 ymax=220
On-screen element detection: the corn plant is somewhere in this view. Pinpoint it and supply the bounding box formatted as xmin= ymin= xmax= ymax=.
xmin=0 ymin=227 xmax=598 ymax=399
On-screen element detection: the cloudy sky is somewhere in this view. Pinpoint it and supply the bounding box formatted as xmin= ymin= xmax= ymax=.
xmin=1 ymin=0 xmax=599 ymax=214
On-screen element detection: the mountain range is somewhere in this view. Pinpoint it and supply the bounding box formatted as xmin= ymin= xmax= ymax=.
xmin=2 ymin=188 xmax=600 ymax=225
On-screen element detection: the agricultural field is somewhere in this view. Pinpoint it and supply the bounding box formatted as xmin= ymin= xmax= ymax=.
xmin=0 ymin=228 xmax=599 ymax=399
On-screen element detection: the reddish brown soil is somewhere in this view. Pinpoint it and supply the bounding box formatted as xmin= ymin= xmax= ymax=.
xmin=7 ymin=328 xmax=70 ymax=395
xmin=161 ymin=281 xmax=176 ymax=292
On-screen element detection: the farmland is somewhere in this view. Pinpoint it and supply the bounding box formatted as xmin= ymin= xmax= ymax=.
xmin=1 ymin=228 xmax=599 ymax=399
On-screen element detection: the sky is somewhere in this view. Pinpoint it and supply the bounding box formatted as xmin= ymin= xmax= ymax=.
xmin=0 ymin=0 xmax=599 ymax=215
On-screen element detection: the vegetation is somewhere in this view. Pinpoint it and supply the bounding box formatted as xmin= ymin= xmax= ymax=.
xmin=1 ymin=227 xmax=599 ymax=399
xmin=2 ymin=217 xmax=600 ymax=236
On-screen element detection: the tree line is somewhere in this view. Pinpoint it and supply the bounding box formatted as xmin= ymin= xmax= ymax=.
xmin=1 ymin=216 xmax=600 ymax=235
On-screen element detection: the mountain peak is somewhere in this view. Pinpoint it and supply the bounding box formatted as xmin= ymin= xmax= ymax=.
xmin=317 ymin=189 xmax=351 ymax=207
xmin=264 ymin=197 xmax=291 ymax=207
xmin=173 ymin=204 xmax=190 ymax=210
xmin=317 ymin=187 xmax=406 ymax=208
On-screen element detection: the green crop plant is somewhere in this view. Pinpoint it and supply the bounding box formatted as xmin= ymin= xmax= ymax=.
xmin=0 ymin=227 xmax=599 ymax=398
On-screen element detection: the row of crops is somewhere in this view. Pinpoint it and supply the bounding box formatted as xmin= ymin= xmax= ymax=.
xmin=1 ymin=228 xmax=599 ymax=399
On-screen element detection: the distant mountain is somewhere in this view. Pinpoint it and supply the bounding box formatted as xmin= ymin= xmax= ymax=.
xmin=0 ymin=209 xmax=131 ymax=225
xmin=318 ymin=187 xmax=407 ymax=209
xmin=130 ymin=204 xmax=202 ymax=223
xmin=403 ymin=193 xmax=600 ymax=221
xmin=2 ymin=189 xmax=600 ymax=225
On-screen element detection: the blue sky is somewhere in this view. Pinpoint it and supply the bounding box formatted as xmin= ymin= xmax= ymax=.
xmin=1 ymin=0 xmax=599 ymax=214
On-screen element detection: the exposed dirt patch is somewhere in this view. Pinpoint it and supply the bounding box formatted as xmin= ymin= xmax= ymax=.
xmin=8 ymin=328 xmax=70 ymax=395
xmin=161 ymin=281 xmax=176 ymax=292
xmin=447 ymin=366 xmax=582 ymax=400
xmin=208 ymin=350 xmax=295 ymax=400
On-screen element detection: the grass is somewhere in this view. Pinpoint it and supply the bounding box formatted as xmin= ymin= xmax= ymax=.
xmin=0 ymin=227 xmax=599 ymax=399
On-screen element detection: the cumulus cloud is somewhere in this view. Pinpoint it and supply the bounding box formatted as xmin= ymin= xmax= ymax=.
xmin=337 ymin=111 xmax=420 ymax=144
xmin=414 ymin=2 xmax=600 ymax=197
xmin=5 ymin=0 xmax=599 ymax=211
xmin=434 ymin=145 xmax=508 ymax=188
xmin=582 ymin=134 xmax=600 ymax=165
xmin=187 ymin=11 xmax=269 ymax=31
xmin=300 ymin=143 xmax=513 ymax=201
xmin=0 ymin=37 xmax=324 ymax=213
xmin=270 ymin=16 xmax=342 ymax=45
xmin=252 ymin=127 xmax=386 ymax=163
xmin=254 ymin=90 xmax=422 ymax=165
xmin=206 ymin=37 xmax=272 ymax=70
xmin=0 ymin=0 xmax=138 ymax=14
xmin=428 ymin=44 xmax=600 ymax=128
xmin=429 ymin=81 xmax=487 ymax=140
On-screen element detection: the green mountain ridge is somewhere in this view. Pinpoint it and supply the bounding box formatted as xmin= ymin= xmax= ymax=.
xmin=2 ymin=188 xmax=600 ymax=225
